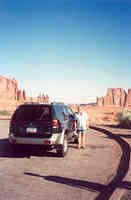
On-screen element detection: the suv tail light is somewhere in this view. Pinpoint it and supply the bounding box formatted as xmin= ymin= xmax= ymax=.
xmin=43 ymin=140 xmax=51 ymax=145
xmin=52 ymin=119 xmax=58 ymax=128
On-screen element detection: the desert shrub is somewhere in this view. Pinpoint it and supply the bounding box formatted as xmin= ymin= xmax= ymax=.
xmin=0 ymin=110 xmax=10 ymax=116
xmin=117 ymin=111 xmax=131 ymax=128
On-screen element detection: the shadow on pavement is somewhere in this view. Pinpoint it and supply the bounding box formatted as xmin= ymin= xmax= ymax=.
xmin=91 ymin=126 xmax=131 ymax=200
xmin=101 ymin=124 xmax=131 ymax=130
xmin=0 ymin=138 xmax=58 ymax=158
xmin=24 ymin=126 xmax=131 ymax=200
xmin=100 ymin=124 xmax=119 ymax=129
xmin=0 ymin=138 xmax=28 ymax=158
xmin=115 ymin=134 xmax=131 ymax=139
xmin=24 ymin=173 xmax=131 ymax=199
xmin=1 ymin=125 xmax=131 ymax=199
xmin=24 ymin=172 xmax=107 ymax=193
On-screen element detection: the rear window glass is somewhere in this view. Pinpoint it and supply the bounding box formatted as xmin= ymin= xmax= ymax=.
xmin=53 ymin=105 xmax=64 ymax=121
xmin=13 ymin=105 xmax=51 ymax=121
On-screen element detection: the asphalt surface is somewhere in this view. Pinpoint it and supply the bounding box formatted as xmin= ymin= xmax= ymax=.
xmin=0 ymin=120 xmax=130 ymax=200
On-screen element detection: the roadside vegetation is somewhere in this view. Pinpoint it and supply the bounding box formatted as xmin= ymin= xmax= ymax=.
xmin=117 ymin=109 xmax=131 ymax=128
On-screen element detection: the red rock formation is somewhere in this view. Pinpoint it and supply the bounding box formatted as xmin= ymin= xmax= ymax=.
xmin=0 ymin=75 xmax=27 ymax=103
xmin=126 ymin=89 xmax=131 ymax=107
xmin=23 ymin=90 xmax=26 ymax=101
xmin=120 ymin=88 xmax=127 ymax=107
xmin=104 ymin=95 xmax=112 ymax=106
xmin=0 ymin=75 xmax=50 ymax=112
xmin=97 ymin=97 xmax=104 ymax=106
xmin=17 ymin=89 xmax=26 ymax=101
xmin=97 ymin=88 xmax=127 ymax=107
xmin=37 ymin=93 xmax=49 ymax=103
xmin=0 ymin=75 xmax=18 ymax=100
xmin=45 ymin=94 xmax=49 ymax=103
xmin=107 ymin=88 xmax=114 ymax=105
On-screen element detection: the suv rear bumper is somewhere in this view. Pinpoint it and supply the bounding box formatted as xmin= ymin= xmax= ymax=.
xmin=9 ymin=133 xmax=59 ymax=145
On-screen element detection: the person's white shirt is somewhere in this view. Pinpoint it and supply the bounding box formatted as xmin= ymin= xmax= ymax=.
xmin=74 ymin=112 xmax=88 ymax=130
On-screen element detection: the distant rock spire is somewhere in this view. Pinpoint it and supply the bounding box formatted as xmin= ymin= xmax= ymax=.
xmin=97 ymin=88 xmax=129 ymax=107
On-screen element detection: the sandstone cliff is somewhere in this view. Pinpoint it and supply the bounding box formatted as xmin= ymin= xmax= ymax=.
xmin=0 ymin=75 xmax=49 ymax=113
xmin=97 ymin=88 xmax=131 ymax=107
xmin=0 ymin=75 xmax=26 ymax=102
xmin=0 ymin=75 xmax=27 ymax=111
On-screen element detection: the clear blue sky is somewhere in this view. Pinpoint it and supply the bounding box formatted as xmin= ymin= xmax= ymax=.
xmin=0 ymin=0 xmax=131 ymax=103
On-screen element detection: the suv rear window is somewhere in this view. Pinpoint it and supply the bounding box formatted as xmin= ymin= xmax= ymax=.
xmin=13 ymin=105 xmax=51 ymax=121
xmin=53 ymin=105 xmax=65 ymax=121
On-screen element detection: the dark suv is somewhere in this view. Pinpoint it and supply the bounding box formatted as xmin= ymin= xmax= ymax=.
xmin=9 ymin=103 xmax=75 ymax=157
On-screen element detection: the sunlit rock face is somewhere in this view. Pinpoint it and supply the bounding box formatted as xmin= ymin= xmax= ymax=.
xmin=0 ymin=74 xmax=50 ymax=113
xmin=97 ymin=88 xmax=128 ymax=107
xmin=0 ymin=75 xmax=26 ymax=102
xmin=126 ymin=89 xmax=131 ymax=107
xmin=0 ymin=75 xmax=27 ymax=112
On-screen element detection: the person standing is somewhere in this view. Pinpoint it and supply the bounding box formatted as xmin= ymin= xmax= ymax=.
xmin=74 ymin=106 xmax=89 ymax=149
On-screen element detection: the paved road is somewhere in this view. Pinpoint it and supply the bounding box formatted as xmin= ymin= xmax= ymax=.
xmin=0 ymin=120 xmax=127 ymax=200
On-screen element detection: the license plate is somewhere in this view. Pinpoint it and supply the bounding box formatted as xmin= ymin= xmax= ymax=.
xmin=26 ymin=128 xmax=37 ymax=133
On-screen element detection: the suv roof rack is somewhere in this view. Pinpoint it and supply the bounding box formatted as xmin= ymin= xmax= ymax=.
xmin=51 ymin=102 xmax=65 ymax=105
xmin=24 ymin=102 xmax=51 ymax=105
xmin=24 ymin=102 xmax=40 ymax=104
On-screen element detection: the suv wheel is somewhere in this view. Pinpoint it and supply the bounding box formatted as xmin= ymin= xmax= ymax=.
xmin=56 ymin=136 xmax=68 ymax=157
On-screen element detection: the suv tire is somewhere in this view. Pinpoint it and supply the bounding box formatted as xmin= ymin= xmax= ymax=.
xmin=56 ymin=135 xmax=68 ymax=157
